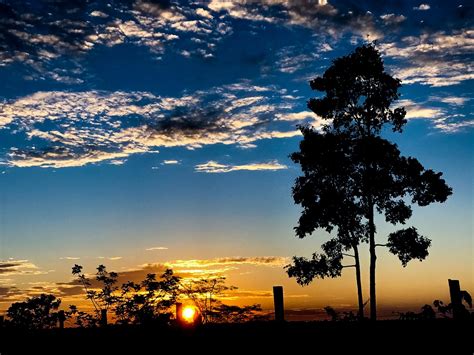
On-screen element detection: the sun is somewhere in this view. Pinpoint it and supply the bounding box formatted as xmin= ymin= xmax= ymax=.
xmin=182 ymin=306 xmax=196 ymax=323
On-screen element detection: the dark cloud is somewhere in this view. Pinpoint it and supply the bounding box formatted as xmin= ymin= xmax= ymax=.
xmin=149 ymin=105 xmax=226 ymax=134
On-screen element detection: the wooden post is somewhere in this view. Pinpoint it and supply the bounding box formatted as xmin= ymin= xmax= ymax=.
xmin=448 ymin=279 xmax=462 ymax=320
xmin=176 ymin=302 xmax=183 ymax=324
xmin=58 ymin=310 xmax=65 ymax=329
xmin=273 ymin=286 xmax=284 ymax=322
xmin=100 ymin=309 xmax=107 ymax=327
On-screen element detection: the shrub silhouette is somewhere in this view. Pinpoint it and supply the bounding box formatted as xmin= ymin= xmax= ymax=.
xmin=7 ymin=294 xmax=63 ymax=329
xmin=115 ymin=269 xmax=181 ymax=325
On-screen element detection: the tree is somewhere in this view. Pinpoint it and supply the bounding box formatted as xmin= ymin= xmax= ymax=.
xmin=180 ymin=276 xmax=236 ymax=323
xmin=72 ymin=264 xmax=119 ymax=324
xmin=180 ymin=275 xmax=262 ymax=324
xmin=115 ymin=269 xmax=181 ymax=325
xmin=7 ymin=294 xmax=63 ymax=329
xmin=286 ymin=128 xmax=367 ymax=319
xmin=293 ymin=43 xmax=452 ymax=320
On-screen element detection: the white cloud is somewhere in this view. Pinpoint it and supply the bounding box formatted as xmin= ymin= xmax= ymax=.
xmin=437 ymin=96 xmax=469 ymax=105
xmin=380 ymin=13 xmax=406 ymax=25
xmin=195 ymin=160 xmax=287 ymax=173
xmin=59 ymin=257 xmax=80 ymax=260
xmin=146 ymin=246 xmax=169 ymax=251
xmin=196 ymin=8 xmax=213 ymax=19
xmin=0 ymin=2 xmax=233 ymax=81
xmin=90 ymin=10 xmax=108 ymax=18
xmin=161 ymin=160 xmax=180 ymax=165
xmin=405 ymin=107 xmax=443 ymax=119
xmin=395 ymin=99 xmax=444 ymax=119
xmin=381 ymin=30 xmax=474 ymax=87
xmin=433 ymin=119 xmax=474 ymax=133
xmin=413 ymin=4 xmax=430 ymax=11
xmin=97 ymin=256 xmax=122 ymax=261
xmin=2 ymin=83 xmax=303 ymax=168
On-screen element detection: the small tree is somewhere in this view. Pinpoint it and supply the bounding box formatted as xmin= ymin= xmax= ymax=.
xmin=180 ymin=276 xmax=236 ymax=323
xmin=67 ymin=305 xmax=100 ymax=328
xmin=7 ymin=294 xmax=62 ymax=329
xmin=115 ymin=269 xmax=181 ymax=325
xmin=72 ymin=264 xmax=119 ymax=322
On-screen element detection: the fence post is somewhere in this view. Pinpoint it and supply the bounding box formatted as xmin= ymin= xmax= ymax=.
xmin=448 ymin=279 xmax=462 ymax=320
xmin=100 ymin=309 xmax=107 ymax=327
xmin=58 ymin=310 xmax=65 ymax=329
xmin=273 ymin=286 xmax=284 ymax=322
xmin=176 ymin=302 xmax=183 ymax=324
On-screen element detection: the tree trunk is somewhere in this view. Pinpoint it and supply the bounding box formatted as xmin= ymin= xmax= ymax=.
xmin=368 ymin=201 xmax=377 ymax=321
xmin=353 ymin=244 xmax=364 ymax=320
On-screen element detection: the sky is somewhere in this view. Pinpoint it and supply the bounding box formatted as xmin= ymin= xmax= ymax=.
xmin=0 ymin=0 xmax=472 ymax=319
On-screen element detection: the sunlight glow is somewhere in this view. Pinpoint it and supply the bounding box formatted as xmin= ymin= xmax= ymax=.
xmin=182 ymin=306 xmax=196 ymax=323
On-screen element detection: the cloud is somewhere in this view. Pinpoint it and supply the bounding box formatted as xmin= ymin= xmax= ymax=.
xmin=0 ymin=259 xmax=46 ymax=276
xmin=395 ymin=99 xmax=472 ymax=133
xmin=207 ymin=0 xmax=382 ymax=40
xmin=1 ymin=82 xmax=303 ymax=168
xmin=166 ymin=256 xmax=289 ymax=268
xmin=413 ymin=4 xmax=431 ymax=11
xmin=405 ymin=107 xmax=443 ymax=119
xmin=381 ymin=30 xmax=474 ymax=87
xmin=59 ymin=257 xmax=80 ymax=260
xmin=146 ymin=246 xmax=169 ymax=251
xmin=275 ymin=46 xmax=319 ymax=74
xmin=433 ymin=118 xmax=474 ymax=133
xmin=436 ymin=96 xmax=469 ymax=105
xmin=196 ymin=8 xmax=213 ymax=19
xmin=0 ymin=0 xmax=233 ymax=81
xmin=161 ymin=160 xmax=180 ymax=165
xmin=52 ymin=256 xmax=289 ymax=298
xmin=379 ymin=13 xmax=406 ymax=25
xmin=97 ymin=256 xmax=123 ymax=261
xmin=195 ymin=160 xmax=288 ymax=173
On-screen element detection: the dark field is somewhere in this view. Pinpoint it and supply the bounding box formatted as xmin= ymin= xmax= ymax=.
xmin=1 ymin=320 xmax=472 ymax=354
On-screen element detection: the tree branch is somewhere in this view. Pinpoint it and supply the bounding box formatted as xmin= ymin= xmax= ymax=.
xmin=342 ymin=253 xmax=355 ymax=258
xmin=342 ymin=264 xmax=356 ymax=268
xmin=375 ymin=244 xmax=387 ymax=247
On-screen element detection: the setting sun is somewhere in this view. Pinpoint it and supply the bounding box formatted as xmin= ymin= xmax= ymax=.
xmin=182 ymin=306 xmax=196 ymax=323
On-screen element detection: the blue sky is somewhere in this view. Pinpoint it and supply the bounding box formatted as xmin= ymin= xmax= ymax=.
xmin=0 ymin=0 xmax=472 ymax=315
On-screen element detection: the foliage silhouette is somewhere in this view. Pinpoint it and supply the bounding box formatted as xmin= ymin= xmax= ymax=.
xmin=179 ymin=275 xmax=263 ymax=324
xmin=434 ymin=289 xmax=472 ymax=319
xmin=323 ymin=306 xmax=358 ymax=322
xmin=180 ymin=276 xmax=236 ymax=323
xmin=289 ymin=42 xmax=452 ymax=320
xmin=69 ymin=265 xmax=262 ymax=326
xmin=286 ymin=128 xmax=367 ymax=319
xmin=67 ymin=305 xmax=100 ymax=328
xmin=72 ymin=264 xmax=119 ymax=324
xmin=212 ymin=304 xmax=266 ymax=323
xmin=115 ymin=269 xmax=180 ymax=325
xmin=7 ymin=294 xmax=63 ymax=329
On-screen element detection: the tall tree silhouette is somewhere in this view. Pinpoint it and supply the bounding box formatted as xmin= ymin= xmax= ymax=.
xmin=292 ymin=43 xmax=452 ymax=320
xmin=286 ymin=128 xmax=367 ymax=319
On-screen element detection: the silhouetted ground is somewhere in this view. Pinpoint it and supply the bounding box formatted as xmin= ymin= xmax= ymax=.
xmin=0 ymin=320 xmax=472 ymax=354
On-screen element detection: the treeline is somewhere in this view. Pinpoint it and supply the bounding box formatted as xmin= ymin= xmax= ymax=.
xmin=3 ymin=264 xmax=267 ymax=329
